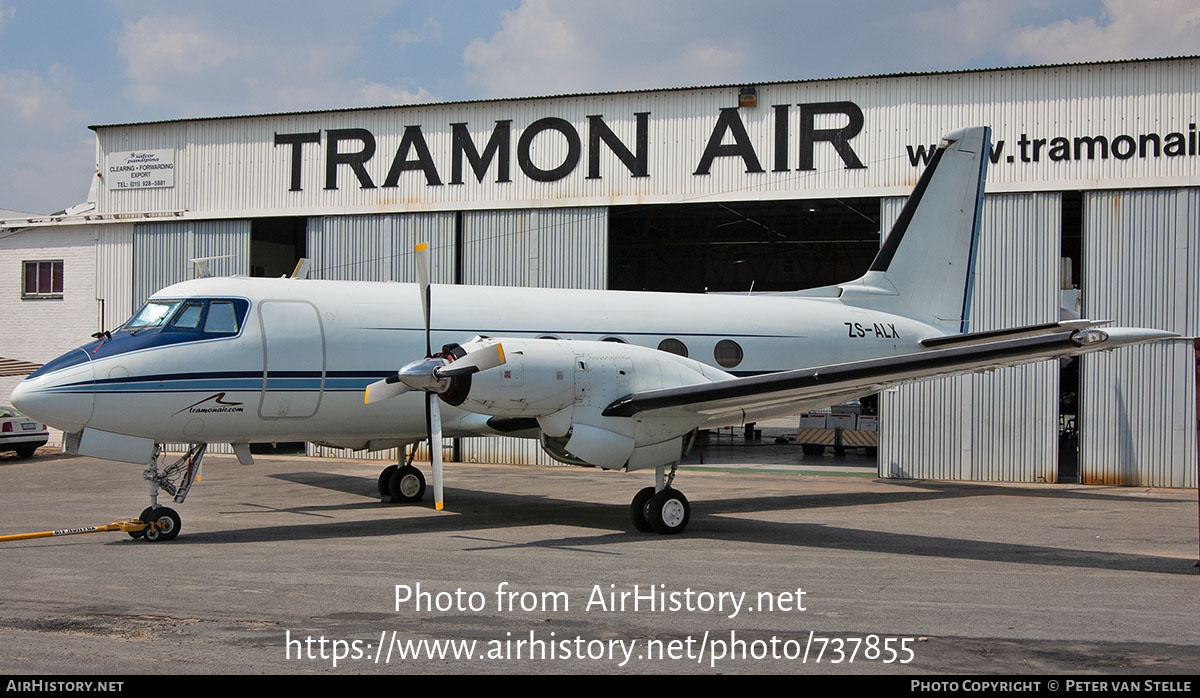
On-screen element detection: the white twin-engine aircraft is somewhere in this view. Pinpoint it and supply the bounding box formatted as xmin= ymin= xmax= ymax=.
xmin=11 ymin=126 xmax=1175 ymax=541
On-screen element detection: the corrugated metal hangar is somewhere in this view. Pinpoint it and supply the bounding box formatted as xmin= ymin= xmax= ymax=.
xmin=2 ymin=56 xmax=1197 ymax=487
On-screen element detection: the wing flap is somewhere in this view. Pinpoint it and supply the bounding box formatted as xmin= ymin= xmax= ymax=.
xmin=602 ymin=327 xmax=1176 ymax=420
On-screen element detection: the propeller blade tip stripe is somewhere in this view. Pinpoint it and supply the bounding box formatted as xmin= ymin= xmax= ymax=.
xmin=415 ymin=242 xmax=429 ymax=253
xmin=436 ymin=502 xmax=443 ymax=511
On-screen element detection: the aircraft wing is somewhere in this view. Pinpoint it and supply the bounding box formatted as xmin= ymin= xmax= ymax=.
xmin=601 ymin=326 xmax=1177 ymax=425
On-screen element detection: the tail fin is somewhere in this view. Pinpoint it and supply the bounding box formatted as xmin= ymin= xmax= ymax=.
xmin=839 ymin=126 xmax=990 ymax=332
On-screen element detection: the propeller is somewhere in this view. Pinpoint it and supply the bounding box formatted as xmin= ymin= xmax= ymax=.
xmin=363 ymin=243 xmax=507 ymax=511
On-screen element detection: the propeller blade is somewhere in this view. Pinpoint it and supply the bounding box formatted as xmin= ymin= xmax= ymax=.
xmin=427 ymin=393 xmax=444 ymax=510
xmin=415 ymin=242 xmax=432 ymax=357
xmin=364 ymin=376 xmax=412 ymax=404
xmin=437 ymin=342 xmax=506 ymax=378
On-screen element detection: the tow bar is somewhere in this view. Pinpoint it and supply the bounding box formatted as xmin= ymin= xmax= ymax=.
xmin=0 ymin=518 xmax=159 ymax=543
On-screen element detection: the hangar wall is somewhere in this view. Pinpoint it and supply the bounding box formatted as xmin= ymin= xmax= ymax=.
xmin=90 ymin=58 xmax=1198 ymax=220
xmin=879 ymin=193 xmax=1061 ymax=482
xmin=0 ymin=224 xmax=100 ymax=446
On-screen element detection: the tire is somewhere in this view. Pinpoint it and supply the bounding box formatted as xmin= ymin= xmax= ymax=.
xmin=646 ymin=488 xmax=690 ymax=535
xmin=388 ymin=465 xmax=426 ymax=503
xmin=142 ymin=507 xmax=181 ymax=542
xmin=378 ymin=465 xmax=398 ymax=497
xmin=15 ymin=445 xmax=37 ymax=459
xmin=630 ymin=486 xmax=656 ymax=532
xmin=130 ymin=505 xmax=156 ymax=539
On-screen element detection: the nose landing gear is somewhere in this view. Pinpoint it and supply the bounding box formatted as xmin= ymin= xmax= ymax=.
xmin=133 ymin=444 xmax=205 ymax=543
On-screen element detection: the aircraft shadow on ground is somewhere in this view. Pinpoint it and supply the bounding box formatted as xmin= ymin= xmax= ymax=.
xmin=141 ymin=470 xmax=1199 ymax=575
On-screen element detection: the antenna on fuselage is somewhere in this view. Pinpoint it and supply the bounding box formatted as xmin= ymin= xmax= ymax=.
xmin=190 ymin=254 xmax=238 ymax=278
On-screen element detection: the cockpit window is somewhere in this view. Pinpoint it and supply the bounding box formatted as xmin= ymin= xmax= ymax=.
xmin=204 ymin=301 xmax=239 ymax=333
xmin=122 ymin=298 xmax=249 ymax=339
xmin=125 ymin=301 xmax=181 ymax=331
xmin=172 ymin=302 xmax=205 ymax=329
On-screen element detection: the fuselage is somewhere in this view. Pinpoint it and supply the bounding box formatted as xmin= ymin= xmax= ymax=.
xmin=13 ymin=275 xmax=942 ymax=447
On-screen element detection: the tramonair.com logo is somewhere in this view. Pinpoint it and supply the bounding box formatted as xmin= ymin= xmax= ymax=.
xmin=174 ymin=392 xmax=245 ymax=416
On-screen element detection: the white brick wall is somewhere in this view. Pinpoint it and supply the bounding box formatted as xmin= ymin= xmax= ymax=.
xmin=1 ymin=225 xmax=100 ymax=445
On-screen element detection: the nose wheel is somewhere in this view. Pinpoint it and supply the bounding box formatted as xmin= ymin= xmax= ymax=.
xmin=135 ymin=506 xmax=181 ymax=542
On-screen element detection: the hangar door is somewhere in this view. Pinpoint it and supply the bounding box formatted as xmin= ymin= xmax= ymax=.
xmin=1079 ymin=189 xmax=1197 ymax=488
xmin=458 ymin=207 xmax=608 ymax=466
xmin=879 ymin=193 xmax=1061 ymax=482
xmin=132 ymin=220 xmax=250 ymax=311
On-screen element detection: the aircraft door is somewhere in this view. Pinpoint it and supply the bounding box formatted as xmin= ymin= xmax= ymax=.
xmin=258 ymin=300 xmax=325 ymax=419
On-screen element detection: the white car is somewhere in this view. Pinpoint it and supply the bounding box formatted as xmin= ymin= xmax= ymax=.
xmin=0 ymin=405 xmax=48 ymax=458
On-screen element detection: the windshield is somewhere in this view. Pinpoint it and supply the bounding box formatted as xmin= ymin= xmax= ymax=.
xmin=123 ymin=300 xmax=182 ymax=331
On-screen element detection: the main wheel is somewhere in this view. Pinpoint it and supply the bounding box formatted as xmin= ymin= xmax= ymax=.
xmin=378 ymin=465 xmax=398 ymax=497
xmin=630 ymin=486 xmax=656 ymax=532
xmin=388 ymin=465 xmax=426 ymax=503
xmin=142 ymin=506 xmax=181 ymax=542
xmin=646 ymin=488 xmax=690 ymax=535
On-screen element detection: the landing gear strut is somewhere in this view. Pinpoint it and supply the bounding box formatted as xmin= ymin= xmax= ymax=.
xmin=630 ymin=461 xmax=690 ymax=535
xmin=378 ymin=444 xmax=427 ymax=504
xmin=133 ymin=444 xmax=205 ymax=543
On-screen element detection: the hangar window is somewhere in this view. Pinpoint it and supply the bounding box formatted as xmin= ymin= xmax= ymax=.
xmin=21 ymin=260 xmax=63 ymax=299
xmin=714 ymin=339 xmax=743 ymax=368
xmin=657 ymin=338 xmax=688 ymax=357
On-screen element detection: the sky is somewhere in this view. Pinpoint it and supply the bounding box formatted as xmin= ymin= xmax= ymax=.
xmin=0 ymin=0 xmax=1196 ymax=214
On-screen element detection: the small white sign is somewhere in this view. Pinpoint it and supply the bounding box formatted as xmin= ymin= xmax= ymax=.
xmin=107 ymin=149 xmax=175 ymax=190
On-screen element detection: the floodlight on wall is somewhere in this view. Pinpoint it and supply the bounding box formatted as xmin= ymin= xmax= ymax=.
xmin=739 ymin=86 xmax=757 ymax=108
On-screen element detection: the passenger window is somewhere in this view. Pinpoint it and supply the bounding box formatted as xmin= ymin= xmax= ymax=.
xmin=714 ymin=339 xmax=744 ymax=368
xmin=172 ymin=302 xmax=205 ymax=329
xmin=204 ymin=301 xmax=239 ymax=333
xmin=657 ymin=338 xmax=688 ymax=357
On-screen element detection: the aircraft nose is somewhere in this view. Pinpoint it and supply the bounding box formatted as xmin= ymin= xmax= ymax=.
xmin=10 ymin=352 xmax=95 ymax=433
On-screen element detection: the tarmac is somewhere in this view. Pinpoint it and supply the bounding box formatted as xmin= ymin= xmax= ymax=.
xmin=0 ymin=436 xmax=1197 ymax=675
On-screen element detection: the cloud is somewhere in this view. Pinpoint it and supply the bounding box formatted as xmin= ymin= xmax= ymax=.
xmin=116 ymin=10 xmax=440 ymax=118
xmin=118 ymin=15 xmax=245 ymax=106
xmin=1007 ymin=0 xmax=1200 ymax=63
xmin=463 ymin=0 xmax=753 ymax=97
xmin=0 ymin=68 xmax=94 ymax=213
xmin=392 ymin=17 xmax=443 ymax=45
xmin=0 ymin=1 xmax=12 ymax=35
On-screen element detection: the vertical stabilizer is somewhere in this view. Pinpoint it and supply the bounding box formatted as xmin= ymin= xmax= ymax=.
xmin=840 ymin=126 xmax=990 ymax=332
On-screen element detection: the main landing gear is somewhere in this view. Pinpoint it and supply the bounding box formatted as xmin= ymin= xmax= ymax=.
xmin=630 ymin=461 xmax=691 ymax=535
xmin=377 ymin=444 xmax=427 ymax=504
xmin=131 ymin=444 xmax=206 ymax=543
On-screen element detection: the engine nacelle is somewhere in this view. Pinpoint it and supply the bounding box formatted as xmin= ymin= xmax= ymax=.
xmin=453 ymin=337 xmax=730 ymax=471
